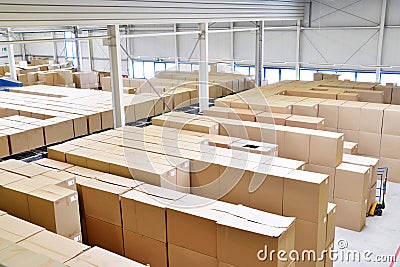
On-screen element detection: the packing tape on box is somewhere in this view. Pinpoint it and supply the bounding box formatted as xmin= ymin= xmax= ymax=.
xmin=68 ymin=180 xmax=75 ymax=186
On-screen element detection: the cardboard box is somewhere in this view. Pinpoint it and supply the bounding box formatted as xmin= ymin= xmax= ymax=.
xmin=10 ymin=163 xmax=51 ymax=178
xmin=292 ymin=98 xmax=323 ymax=117
xmin=334 ymin=163 xmax=369 ymax=202
xmin=377 ymin=157 xmax=400 ymax=183
xmin=304 ymin=164 xmax=336 ymax=198
xmin=216 ymin=206 xmax=295 ymax=267
xmin=359 ymin=103 xmax=388 ymax=133
xmin=85 ymin=215 xmax=124 ymax=255
xmin=0 ymin=134 xmax=10 ymax=158
xmin=382 ymin=105 xmax=400 ymax=136
xmin=2 ymin=177 xmax=55 ymax=221
xmin=357 ymin=132 xmax=381 ymax=157
xmin=18 ymin=230 xmax=89 ymax=263
xmin=168 ymin=244 xmax=218 ymax=267
xmin=338 ymin=101 xmax=367 ymax=131
xmin=286 ymin=115 xmax=325 ymax=130
xmin=342 ymin=154 xmax=379 ymax=187
xmin=0 ymin=171 xmax=26 ymax=211
xmin=121 ymin=184 xmax=185 ymax=243
xmin=249 ymin=166 xmax=290 ymax=215
xmin=295 ymin=217 xmax=326 ymax=255
xmin=380 ymin=134 xmax=400 ymax=160
xmin=309 ymin=130 xmax=344 ymax=168
xmin=338 ymin=129 xmax=359 ymax=143
xmin=0 ymin=214 xmax=44 ymax=243
xmin=0 ymin=243 xmax=65 ymax=267
xmin=333 ymin=198 xmax=367 ymax=232
xmin=343 ymin=141 xmax=358 ymax=155
xmin=81 ymin=179 xmax=130 ymax=226
xmin=28 ymin=184 xmax=80 ymax=238
xmin=65 ymin=246 xmax=147 ymax=267
xmin=256 ymin=112 xmax=290 ymax=125
xmin=283 ymin=170 xmax=329 ymax=223
xmin=123 ymin=229 xmax=168 ymax=267
xmin=40 ymin=170 xmax=77 ymax=191
xmin=280 ymin=128 xmax=311 ymax=162
xmin=367 ymin=183 xmax=377 ymax=212
xmin=325 ymin=203 xmax=336 ymax=247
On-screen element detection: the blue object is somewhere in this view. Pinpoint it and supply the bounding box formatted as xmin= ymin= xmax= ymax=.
xmin=0 ymin=78 xmax=23 ymax=87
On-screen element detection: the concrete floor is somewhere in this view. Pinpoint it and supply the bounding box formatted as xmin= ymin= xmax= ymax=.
xmin=335 ymin=181 xmax=400 ymax=266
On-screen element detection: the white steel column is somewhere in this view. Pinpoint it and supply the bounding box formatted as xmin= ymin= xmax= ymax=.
xmin=295 ymin=19 xmax=301 ymax=80
xmin=88 ymin=31 xmax=95 ymax=71
xmin=107 ymin=25 xmax=125 ymax=128
xmin=125 ymin=28 xmax=133 ymax=77
xmin=174 ymin=24 xmax=179 ymax=70
xmin=230 ymin=22 xmax=235 ymax=72
xmin=255 ymin=21 xmax=264 ymax=87
xmin=376 ymin=0 xmax=387 ymax=83
xmin=52 ymin=32 xmax=58 ymax=63
xmin=6 ymin=28 xmax=17 ymax=81
xmin=20 ymin=33 xmax=26 ymax=61
xmin=199 ymin=23 xmax=209 ymax=113
xmin=73 ymin=26 xmax=83 ymax=71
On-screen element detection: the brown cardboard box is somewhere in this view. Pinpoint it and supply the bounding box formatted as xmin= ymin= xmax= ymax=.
xmin=249 ymin=166 xmax=291 ymax=215
xmin=343 ymin=141 xmax=358 ymax=155
xmin=256 ymin=112 xmax=290 ymax=125
xmin=380 ymin=134 xmax=400 ymax=160
xmin=286 ymin=115 xmax=325 ymax=130
xmin=377 ymin=157 xmax=400 ymax=183
xmin=0 ymin=159 xmax=28 ymax=171
xmin=168 ymin=244 xmax=218 ymax=267
xmin=295 ymin=217 xmax=326 ymax=255
xmin=81 ymin=179 xmax=130 ymax=226
xmin=0 ymin=243 xmax=65 ymax=267
xmin=0 ymin=214 xmax=44 ymax=242
xmin=359 ymin=103 xmax=388 ymax=133
xmin=333 ymin=197 xmax=367 ymax=232
xmin=338 ymin=101 xmax=367 ymax=131
xmin=85 ymin=215 xmax=124 ymax=255
xmin=324 ymin=242 xmax=334 ymax=267
xmin=0 ymin=171 xmax=26 ymax=211
xmin=304 ymin=164 xmax=336 ymax=198
xmin=40 ymin=170 xmax=77 ymax=191
xmin=0 ymin=134 xmax=10 ymax=158
xmin=28 ymin=184 xmax=80 ymax=238
xmin=18 ymin=230 xmax=89 ymax=263
xmin=382 ymin=105 xmax=400 ymax=136
xmin=292 ymin=98 xmax=322 ymax=117
xmin=325 ymin=203 xmax=336 ymax=247
xmin=65 ymin=246 xmax=147 ymax=267
xmin=338 ymin=129 xmax=359 ymax=143
xmin=342 ymin=154 xmax=379 ymax=187
xmin=334 ymin=163 xmax=369 ymax=202
xmin=166 ymin=194 xmax=227 ymax=258
xmin=121 ymin=184 xmax=185 ymax=243
xmin=10 ymin=163 xmax=51 ymax=178
xmin=2 ymin=177 xmax=55 ymax=221
xmin=218 ymin=262 xmax=238 ymax=267
xmin=203 ymin=107 xmax=230 ymax=119
xmin=280 ymin=127 xmax=311 ymax=162
xmin=357 ymin=132 xmax=381 ymax=157
xmin=123 ymin=229 xmax=168 ymax=267
xmin=216 ymin=206 xmax=295 ymax=267
xmin=284 ymin=170 xmax=329 ymax=223
xmin=309 ymin=130 xmax=344 ymax=168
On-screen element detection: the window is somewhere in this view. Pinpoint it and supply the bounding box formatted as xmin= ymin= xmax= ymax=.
xmin=155 ymin=62 xmax=166 ymax=72
xmin=381 ymin=74 xmax=400 ymax=85
xmin=300 ymin=69 xmax=317 ymax=81
xmin=338 ymin=71 xmax=356 ymax=81
xmin=192 ymin=64 xmax=199 ymax=71
xmin=179 ymin=63 xmax=192 ymax=72
xmin=165 ymin=63 xmax=177 ymax=71
xmin=235 ymin=66 xmax=250 ymax=76
xmin=143 ymin=62 xmax=155 ymax=78
xmin=265 ymin=68 xmax=280 ymax=84
xmin=133 ymin=61 xmax=144 ymax=78
xmin=249 ymin=67 xmax=255 ymax=78
xmin=64 ymin=31 xmax=76 ymax=66
xmin=281 ymin=69 xmax=297 ymax=81
xmin=356 ymin=72 xmax=376 ymax=83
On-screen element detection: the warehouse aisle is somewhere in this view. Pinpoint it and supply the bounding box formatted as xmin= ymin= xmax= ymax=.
xmin=335 ymin=182 xmax=400 ymax=266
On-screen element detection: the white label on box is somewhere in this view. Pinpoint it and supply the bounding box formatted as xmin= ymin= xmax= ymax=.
xmin=68 ymin=180 xmax=75 ymax=186
xmin=170 ymin=170 xmax=176 ymax=177
xmin=70 ymin=195 xmax=78 ymax=202
xmin=326 ymin=179 xmax=329 ymax=185
xmin=333 ymin=208 xmax=336 ymax=214
xmin=214 ymin=125 xmax=218 ymax=130
xmin=184 ymin=162 xmax=189 ymax=168
xmin=324 ymin=217 xmax=327 ymax=224
xmin=74 ymin=235 xmax=81 ymax=242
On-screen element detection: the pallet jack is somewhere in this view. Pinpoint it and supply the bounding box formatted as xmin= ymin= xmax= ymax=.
xmin=369 ymin=167 xmax=388 ymax=216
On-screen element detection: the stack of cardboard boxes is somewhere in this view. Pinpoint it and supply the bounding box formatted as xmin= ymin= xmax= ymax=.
xmin=73 ymin=72 xmax=98 ymax=89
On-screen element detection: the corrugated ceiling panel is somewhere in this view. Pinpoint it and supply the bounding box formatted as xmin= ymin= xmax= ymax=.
xmin=0 ymin=0 xmax=305 ymax=27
